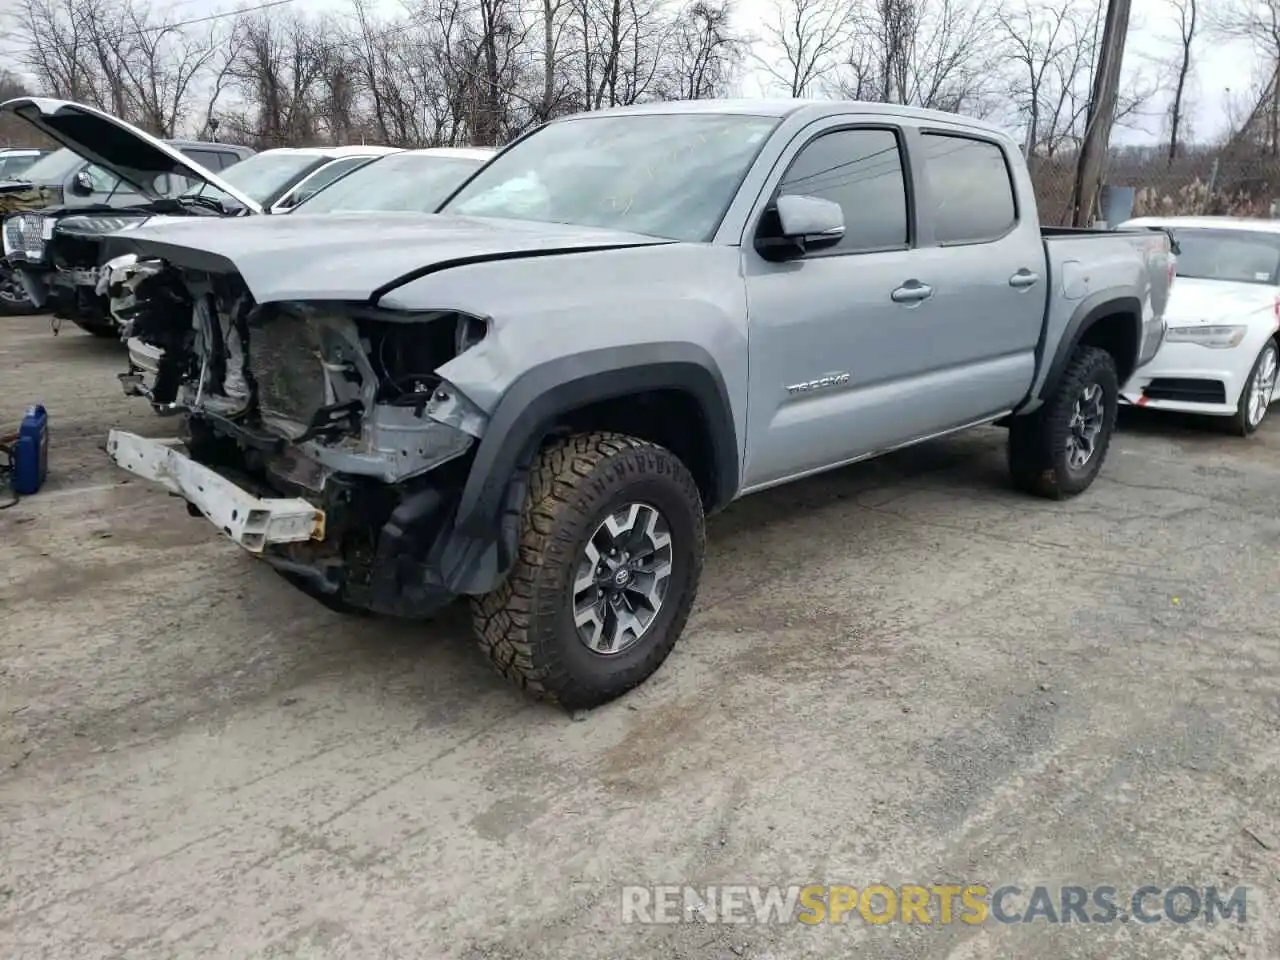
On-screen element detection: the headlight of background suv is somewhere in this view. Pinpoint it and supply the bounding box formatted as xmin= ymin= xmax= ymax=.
xmin=60 ymin=215 xmax=146 ymax=235
xmin=1163 ymin=324 xmax=1248 ymax=349
xmin=1 ymin=216 xmax=18 ymax=257
xmin=1 ymin=213 xmax=50 ymax=262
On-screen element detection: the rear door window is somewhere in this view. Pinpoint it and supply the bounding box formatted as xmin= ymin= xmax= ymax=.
xmin=919 ymin=133 xmax=1017 ymax=244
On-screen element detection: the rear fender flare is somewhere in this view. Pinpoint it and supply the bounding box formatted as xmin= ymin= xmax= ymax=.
xmin=1037 ymin=292 xmax=1142 ymax=403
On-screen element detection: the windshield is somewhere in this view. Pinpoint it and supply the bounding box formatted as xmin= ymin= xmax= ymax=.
xmin=183 ymin=151 xmax=324 ymax=206
xmin=13 ymin=147 xmax=85 ymax=184
xmin=294 ymin=153 xmax=488 ymax=214
xmin=440 ymin=113 xmax=779 ymax=241
xmin=0 ymin=154 xmax=41 ymax=180
xmin=1168 ymin=228 xmax=1280 ymax=285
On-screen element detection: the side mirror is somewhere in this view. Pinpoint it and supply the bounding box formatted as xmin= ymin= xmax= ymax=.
xmin=70 ymin=170 xmax=95 ymax=196
xmin=756 ymin=194 xmax=845 ymax=261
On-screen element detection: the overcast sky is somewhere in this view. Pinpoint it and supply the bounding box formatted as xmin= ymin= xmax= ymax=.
xmin=1 ymin=0 xmax=1263 ymax=146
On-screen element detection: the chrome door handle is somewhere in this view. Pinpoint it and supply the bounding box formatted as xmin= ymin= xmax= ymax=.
xmin=1009 ymin=270 xmax=1040 ymax=288
xmin=891 ymin=281 xmax=934 ymax=303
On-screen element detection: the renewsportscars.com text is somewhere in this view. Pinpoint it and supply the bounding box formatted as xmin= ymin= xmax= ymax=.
xmin=621 ymin=884 xmax=1249 ymax=926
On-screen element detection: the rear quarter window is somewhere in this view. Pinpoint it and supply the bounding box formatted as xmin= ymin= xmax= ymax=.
xmin=920 ymin=133 xmax=1017 ymax=244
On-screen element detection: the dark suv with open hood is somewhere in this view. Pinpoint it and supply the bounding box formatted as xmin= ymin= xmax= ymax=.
xmin=0 ymin=118 xmax=253 ymax=321
xmin=0 ymin=98 xmax=395 ymax=334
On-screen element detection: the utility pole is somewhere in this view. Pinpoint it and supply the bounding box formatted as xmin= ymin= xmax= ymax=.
xmin=1070 ymin=0 xmax=1133 ymax=226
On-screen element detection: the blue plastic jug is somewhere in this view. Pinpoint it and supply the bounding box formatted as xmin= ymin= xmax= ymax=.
xmin=11 ymin=404 xmax=48 ymax=496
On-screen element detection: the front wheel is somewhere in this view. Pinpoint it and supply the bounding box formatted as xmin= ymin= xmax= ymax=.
xmin=1008 ymin=345 xmax=1119 ymax=500
xmin=0 ymin=265 xmax=38 ymax=316
xmin=471 ymin=431 xmax=706 ymax=710
xmin=70 ymin=316 xmax=119 ymax=339
xmin=1229 ymin=339 xmax=1278 ymax=437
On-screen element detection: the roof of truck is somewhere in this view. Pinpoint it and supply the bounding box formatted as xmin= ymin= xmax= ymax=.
xmin=555 ymin=98 xmax=1011 ymax=136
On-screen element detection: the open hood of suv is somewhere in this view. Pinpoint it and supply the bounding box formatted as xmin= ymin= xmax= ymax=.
xmin=0 ymin=97 xmax=263 ymax=214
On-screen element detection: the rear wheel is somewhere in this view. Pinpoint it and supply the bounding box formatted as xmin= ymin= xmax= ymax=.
xmin=1008 ymin=345 xmax=1119 ymax=499
xmin=0 ymin=266 xmax=38 ymax=316
xmin=471 ymin=431 xmax=706 ymax=710
xmin=1229 ymin=339 xmax=1278 ymax=437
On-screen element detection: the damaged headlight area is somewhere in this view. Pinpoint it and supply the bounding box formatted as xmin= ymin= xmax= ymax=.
xmin=116 ymin=264 xmax=489 ymax=483
xmin=2 ymin=212 xmax=51 ymax=262
xmin=112 ymin=259 xmax=494 ymax=616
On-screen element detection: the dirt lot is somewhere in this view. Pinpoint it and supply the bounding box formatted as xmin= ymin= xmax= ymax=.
xmin=2 ymin=313 xmax=1280 ymax=959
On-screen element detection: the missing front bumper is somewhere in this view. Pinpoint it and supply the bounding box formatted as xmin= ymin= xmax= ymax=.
xmin=106 ymin=429 xmax=326 ymax=552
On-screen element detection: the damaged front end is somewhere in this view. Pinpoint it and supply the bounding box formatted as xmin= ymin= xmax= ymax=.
xmin=109 ymin=258 xmax=496 ymax=617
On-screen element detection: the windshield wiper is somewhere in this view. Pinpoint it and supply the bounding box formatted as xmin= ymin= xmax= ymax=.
xmin=173 ymin=194 xmax=228 ymax=215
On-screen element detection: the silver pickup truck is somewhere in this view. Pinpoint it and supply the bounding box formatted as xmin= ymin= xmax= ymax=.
xmin=104 ymin=100 xmax=1174 ymax=709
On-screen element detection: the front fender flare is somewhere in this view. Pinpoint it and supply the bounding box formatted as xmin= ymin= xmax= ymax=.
xmin=438 ymin=343 xmax=739 ymax=596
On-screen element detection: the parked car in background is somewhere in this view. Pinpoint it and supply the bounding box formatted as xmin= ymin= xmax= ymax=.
xmin=120 ymin=145 xmax=495 ymax=397
xmin=0 ymin=148 xmax=49 ymax=181
xmin=40 ymin=145 xmax=399 ymax=336
xmin=0 ymin=97 xmax=396 ymax=332
xmin=104 ymin=99 xmax=1174 ymax=708
xmin=1116 ymin=216 xmax=1280 ymax=435
xmin=287 ymin=146 xmax=496 ymax=215
xmin=182 ymin=144 xmax=403 ymax=213
xmin=0 ymin=101 xmax=255 ymax=318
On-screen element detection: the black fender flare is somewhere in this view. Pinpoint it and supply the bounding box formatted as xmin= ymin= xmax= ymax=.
xmin=437 ymin=343 xmax=739 ymax=596
xmin=1037 ymin=292 xmax=1143 ymax=403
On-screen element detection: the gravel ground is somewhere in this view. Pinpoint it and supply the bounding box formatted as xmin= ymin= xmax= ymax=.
xmin=2 ymin=313 xmax=1279 ymax=959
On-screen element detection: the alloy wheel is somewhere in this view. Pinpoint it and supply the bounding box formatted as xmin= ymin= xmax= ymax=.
xmin=1247 ymin=344 xmax=1278 ymax=429
xmin=1066 ymin=382 xmax=1105 ymax=470
xmin=572 ymin=502 xmax=674 ymax=656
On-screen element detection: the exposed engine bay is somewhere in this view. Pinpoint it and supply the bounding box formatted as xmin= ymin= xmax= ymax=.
xmin=111 ymin=256 xmax=495 ymax=615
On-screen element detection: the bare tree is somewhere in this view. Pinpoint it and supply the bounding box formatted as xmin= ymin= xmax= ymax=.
xmin=757 ymin=0 xmax=852 ymax=97
xmin=228 ymin=10 xmax=337 ymax=146
xmin=113 ymin=1 xmax=227 ymax=136
xmin=998 ymin=0 xmax=1086 ymax=159
xmin=666 ymin=0 xmax=743 ymax=99
xmin=1164 ymin=0 xmax=1198 ymax=163
xmin=1215 ymin=0 xmax=1280 ymax=154
xmin=838 ymin=0 xmax=999 ymax=114
xmin=13 ymin=0 xmax=114 ymax=108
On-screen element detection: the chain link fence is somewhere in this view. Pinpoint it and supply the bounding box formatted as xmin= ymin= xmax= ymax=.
xmin=1029 ymin=149 xmax=1280 ymax=225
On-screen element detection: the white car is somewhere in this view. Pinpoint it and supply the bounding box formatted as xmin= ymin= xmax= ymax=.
xmin=1117 ymin=216 xmax=1280 ymax=435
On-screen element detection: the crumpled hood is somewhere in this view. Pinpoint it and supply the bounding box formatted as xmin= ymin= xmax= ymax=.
xmin=107 ymin=211 xmax=674 ymax=304
xmin=1165 ymin=276 xmax=1279 ymax=324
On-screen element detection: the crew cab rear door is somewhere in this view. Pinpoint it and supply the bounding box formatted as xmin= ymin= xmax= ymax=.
xmin=905 ymin=124 xmax=1046 ymax=408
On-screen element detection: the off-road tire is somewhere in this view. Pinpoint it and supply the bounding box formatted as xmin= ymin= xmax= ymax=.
xmin=1008 ymin=345 xmax=1119 ymax=500
xmin=471 ymin=431 xmax=706 ymax=710
xmin=0 ymin=266 xmax=38 ymax=316
xmin=1228 ymin=338 xmax=1278 ymax=437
